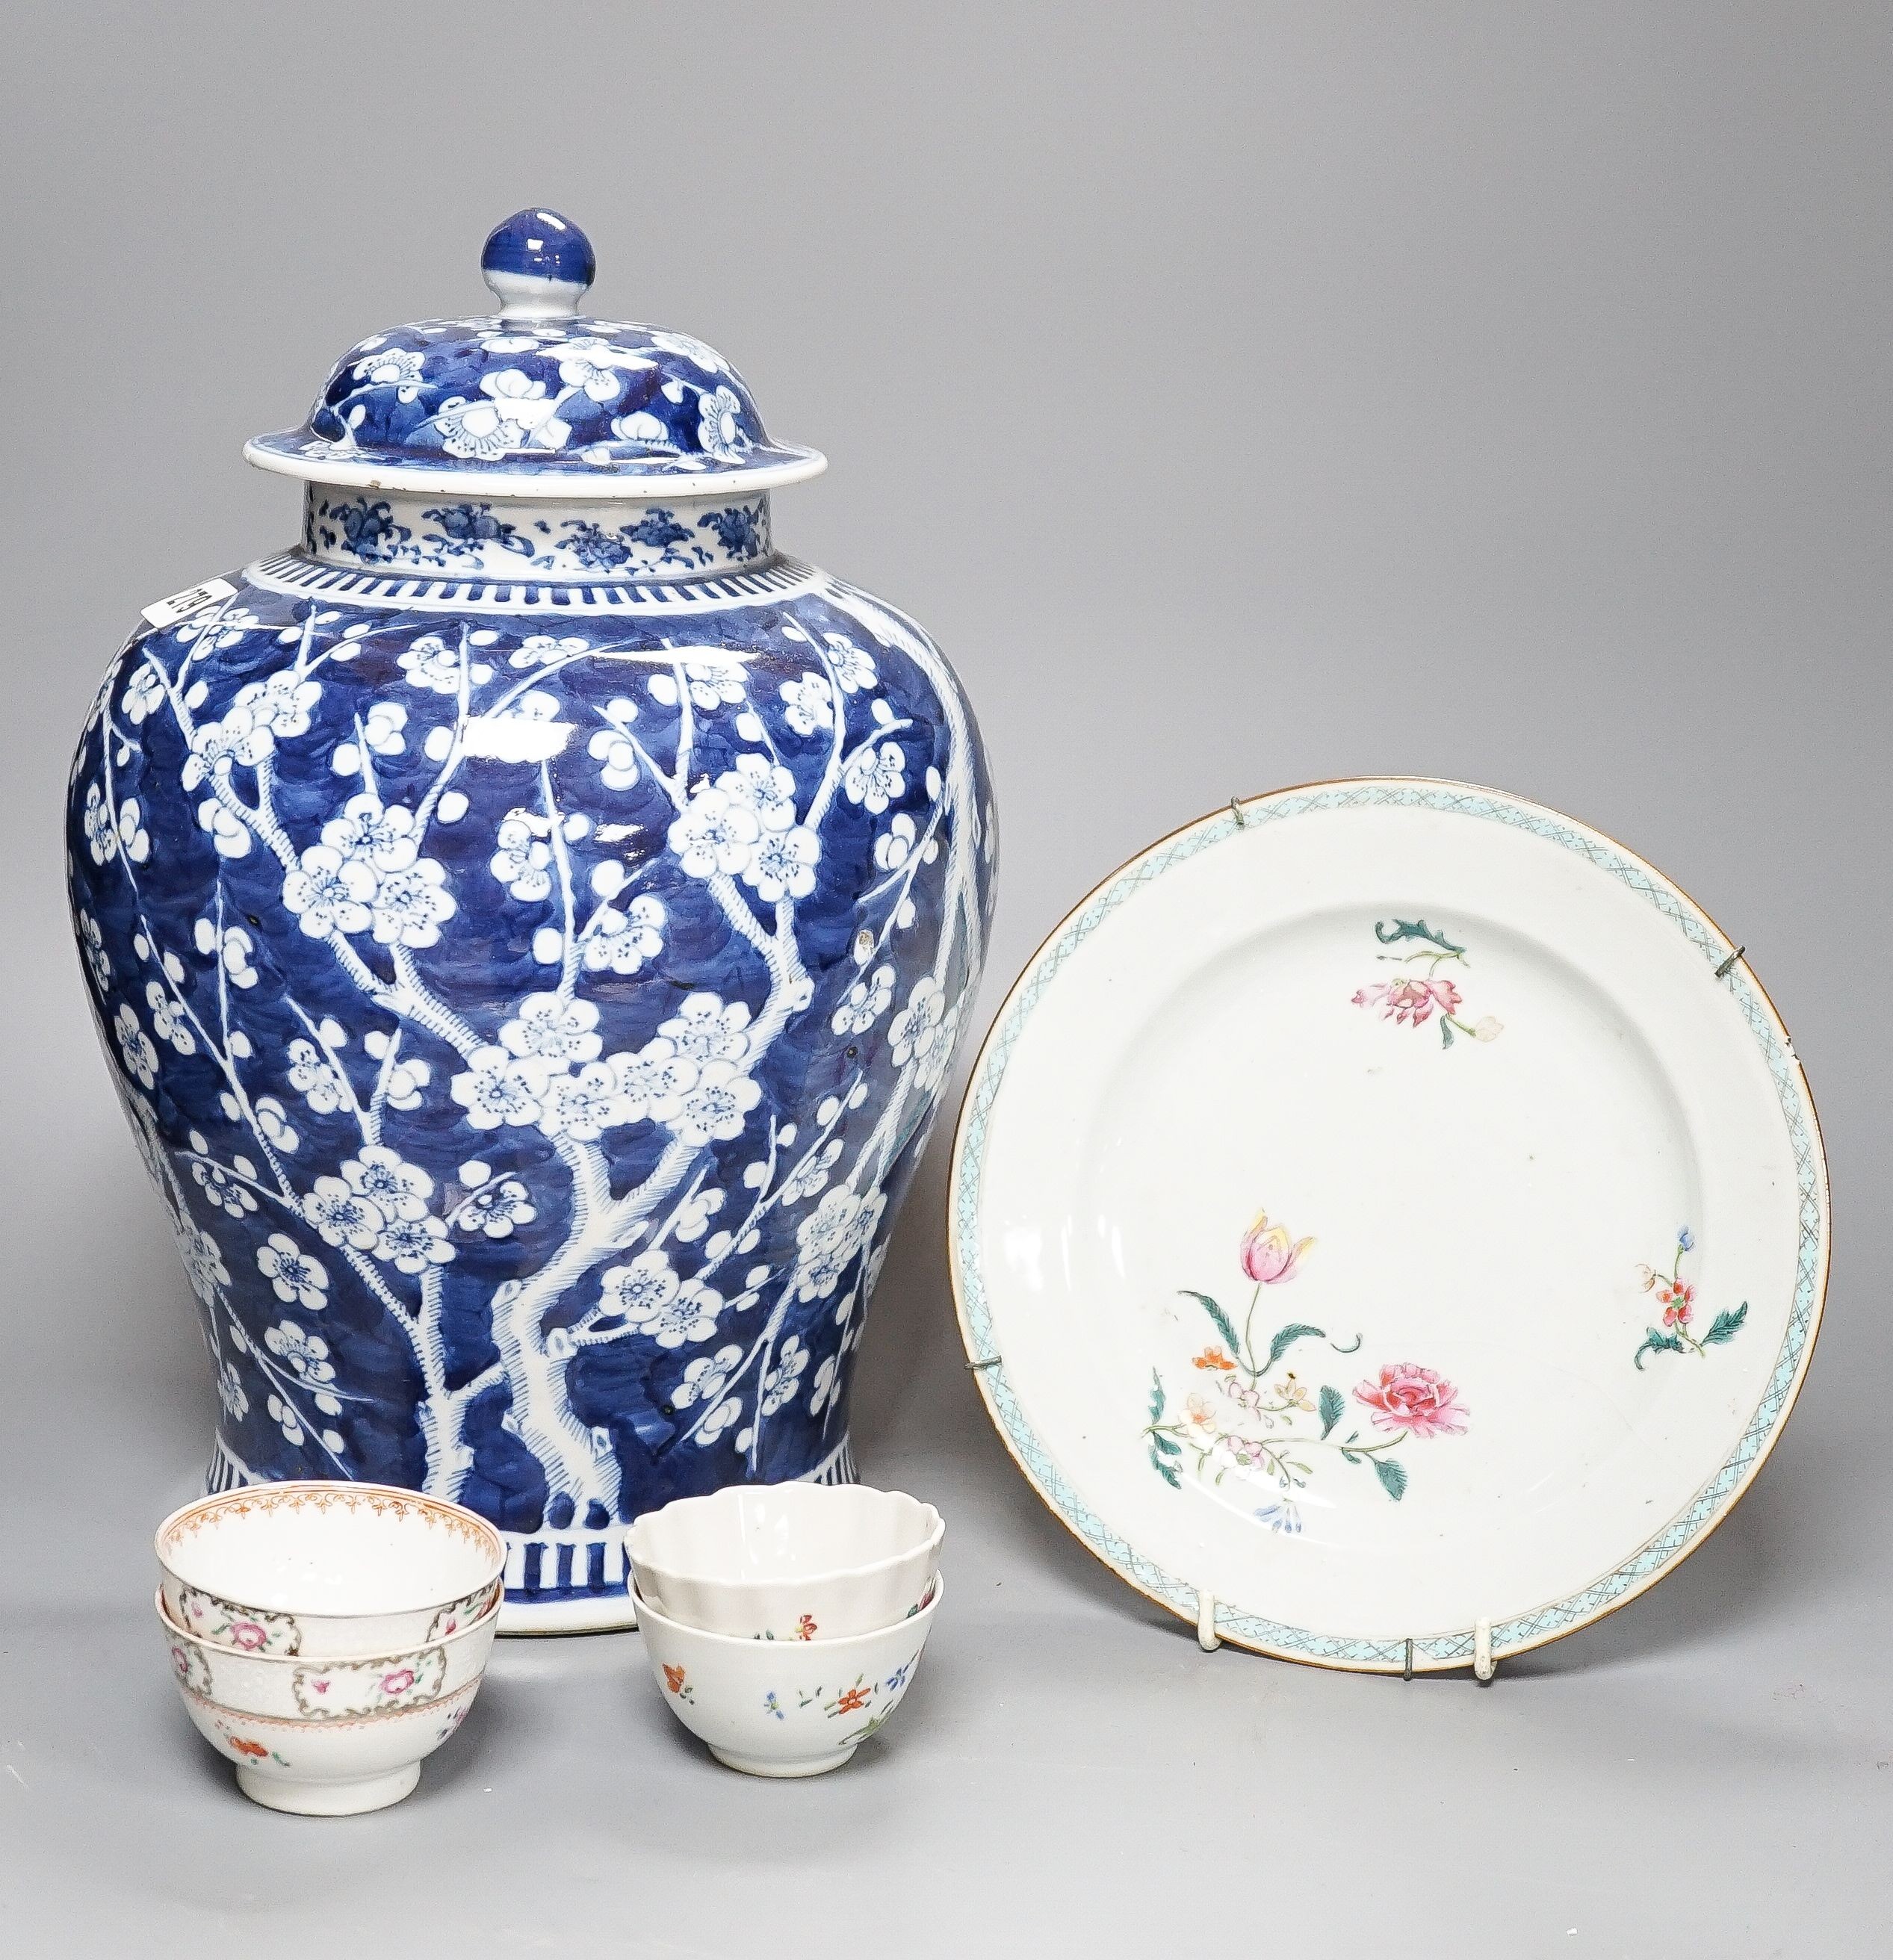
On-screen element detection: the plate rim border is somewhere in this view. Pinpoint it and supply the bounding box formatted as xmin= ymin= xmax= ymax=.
xmin=947 ymin=775 xmax=1831 ymax=1674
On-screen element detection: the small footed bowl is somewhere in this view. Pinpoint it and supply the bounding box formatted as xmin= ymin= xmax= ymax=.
xmin=636 ymin=1569 xmax=944 ymax=1777
xmin=157 ymin=1480 xmax=504 ymax=1659
xmin=628 ymin=1483 xmax=942 ymax=1640
xmin=157 ymin=1588 xmax=498 ymax=1814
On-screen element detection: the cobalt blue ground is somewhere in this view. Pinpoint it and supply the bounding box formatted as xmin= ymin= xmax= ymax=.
xmin=481 ymin=207 xmax=595 ymax=290
xmin=68 ymin=563 xmax=992 ymax=1542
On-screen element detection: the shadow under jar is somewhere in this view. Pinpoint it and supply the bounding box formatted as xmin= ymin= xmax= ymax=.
xmin=68 ymin=208 xmax=996 ymax=1631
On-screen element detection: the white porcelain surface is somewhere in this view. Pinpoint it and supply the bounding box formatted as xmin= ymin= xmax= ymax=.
xmin=636 ymin=1571 xmax=942 ymax=1776
xmin=628 ymin=1483 xmax=943 ymax=1640
xmin=157 ymin=1481 xmax=504 ymax=1657
xmin=173 ymin=1680 xmax=480 ymax=1816
xmin=952 ymin=780 xmax=1829 ymax=1673
xmin=158 ymin=1589 xmax=496 ymax=1814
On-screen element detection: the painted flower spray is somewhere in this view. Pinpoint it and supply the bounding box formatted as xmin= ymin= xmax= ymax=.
xmin=1143 ymin=1206 xmax=1469 ymax=1516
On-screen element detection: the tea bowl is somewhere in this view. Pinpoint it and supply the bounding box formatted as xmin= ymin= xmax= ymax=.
xmin=157 ymin=1480 xmax=504 ymax=1658
xmin=158 ymin=1587 xmax=498 ymax=1814
xmin=635 ymin=1569 xmax=944 ymax=1777
xmin=628 ymin=1483 xmax=943 ymax=1640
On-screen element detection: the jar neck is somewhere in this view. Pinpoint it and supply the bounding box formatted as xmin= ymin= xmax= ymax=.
xmin=299 ymin=486 xmax=773 ymax=581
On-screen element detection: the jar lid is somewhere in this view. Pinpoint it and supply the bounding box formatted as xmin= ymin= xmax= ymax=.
xmin=246 ymin=208 xmax=824 ymax=500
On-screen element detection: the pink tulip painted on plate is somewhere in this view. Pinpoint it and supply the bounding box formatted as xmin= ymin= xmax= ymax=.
xmin=1238 ymin=1209 xmax=1314 ymax=1285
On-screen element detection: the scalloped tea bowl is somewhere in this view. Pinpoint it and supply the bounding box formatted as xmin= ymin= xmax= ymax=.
xmin=157 ymin=1481 xmax=504 ymax=1660
xmin=636 ymin=1569 xmax=944 ymax=1776
xmin=158 ymin=1587 xmax=498 ymax=1814
xmin=628 ymin=1483 xmax=943 ymax=1640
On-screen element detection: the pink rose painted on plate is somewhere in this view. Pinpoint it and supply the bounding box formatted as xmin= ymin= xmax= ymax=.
xmin=1141 ymin=1206 xmax=1469 ymax=1519
xmin=1354 ymin=1362 xmax=1469 ymax=1439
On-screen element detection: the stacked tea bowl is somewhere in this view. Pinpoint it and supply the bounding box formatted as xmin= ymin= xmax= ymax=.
xmin=628 ymin=1484 xmax=945 ymax=1777
xmin=154 ymin=1482 xmax=506 ymax=1814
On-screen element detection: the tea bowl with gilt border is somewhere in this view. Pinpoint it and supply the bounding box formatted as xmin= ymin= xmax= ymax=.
xmin=157 ymin=1586 xmax=498 ymax=1814
xmin=157 ymin=1480 xmax=504 ymax=1659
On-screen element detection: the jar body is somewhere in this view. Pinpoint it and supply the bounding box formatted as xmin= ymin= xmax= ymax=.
xmin=68 ymin=527 xmax=993 ymax=1629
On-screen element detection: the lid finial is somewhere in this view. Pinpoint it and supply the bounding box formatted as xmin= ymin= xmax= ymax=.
xmin=481 ymin=208 xmax=595 ymax=323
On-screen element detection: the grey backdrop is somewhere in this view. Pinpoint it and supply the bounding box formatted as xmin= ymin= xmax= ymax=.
xmin=2 ymin=4 xmax=1887 ymax=1954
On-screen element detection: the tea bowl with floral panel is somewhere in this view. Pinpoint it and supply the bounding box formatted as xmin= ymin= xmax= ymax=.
xmin=628 ymin=1483 xmax=942 ymax=1640
xmin=158 ymin=1587 xmax=498 ymax=1814
xmin=635 ymin=1569 xmax=943 ymax=1776
xmin=158 ymin=1481 xmax=504 ymax=1659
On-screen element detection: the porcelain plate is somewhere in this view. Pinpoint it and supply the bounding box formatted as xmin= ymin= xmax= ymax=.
xmin=950 ymin=779 xmax=1827 ymax=1672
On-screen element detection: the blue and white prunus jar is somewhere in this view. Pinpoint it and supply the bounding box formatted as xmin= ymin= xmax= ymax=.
xmin=67 ymin=210 xmax=995 ymax=1630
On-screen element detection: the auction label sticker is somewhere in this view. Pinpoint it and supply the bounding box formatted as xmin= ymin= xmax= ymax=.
xmin=141 ymin=578 xmax=239 ymax=630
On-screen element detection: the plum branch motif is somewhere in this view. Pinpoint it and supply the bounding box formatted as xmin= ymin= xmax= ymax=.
xmin=70 ymin=574 xmax=986 ymax=1531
